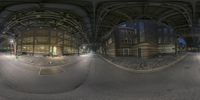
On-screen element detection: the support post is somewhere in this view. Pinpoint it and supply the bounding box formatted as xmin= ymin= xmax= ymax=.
xmin=33 ymin=30 xmax=35 ymax=56
xmin=21 ymin=33 xmax=23 ymax=54
xmin=48 ymin=29 xmax=51 ymax=56
xmin=62 ymin=32 xmax=65 ymax=55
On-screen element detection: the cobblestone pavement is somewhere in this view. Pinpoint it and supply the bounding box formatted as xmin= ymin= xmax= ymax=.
xmin=0 ymin=53 xmax=200 ymax=100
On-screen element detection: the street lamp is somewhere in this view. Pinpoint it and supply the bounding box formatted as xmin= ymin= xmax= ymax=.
xmin=10 ymin=39 xmax=14 ymax=44
xmin=9 ymin=39 xmax=16 ymax=56
xmin=9 ymin=39 xmax=14 ymax=55
xmin=83 ymin=45 xmax=86 ymax=49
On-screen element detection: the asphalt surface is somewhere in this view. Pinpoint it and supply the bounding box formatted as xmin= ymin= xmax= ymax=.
xmin=0 ymin=53 xmax=199 ymax=100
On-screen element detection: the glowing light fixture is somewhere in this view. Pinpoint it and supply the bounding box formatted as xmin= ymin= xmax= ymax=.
xmin=53 ymin=46 xmax=57 ymax=55
xmin=10 ymin=39 xmax=14 ymax=43
xmin=83 ymin=45 xmax=86 ymax=49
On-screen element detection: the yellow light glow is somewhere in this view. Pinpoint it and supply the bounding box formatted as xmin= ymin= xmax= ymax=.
xmin=80 ymin=53 xmax=93 ymax=57
xmin=4 ymin=55 xmax=15 ymax=59
xmin=53 ymin=46 xmax=57 ymax=55
xmin=40 ymin=46 xmax=44 ymax=49
xmin=49 ymin=56 xmax=64 ymax=60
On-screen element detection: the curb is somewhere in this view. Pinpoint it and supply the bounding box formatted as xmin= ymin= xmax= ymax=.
xmin=99 ymin=53 xmax=188 ymax=73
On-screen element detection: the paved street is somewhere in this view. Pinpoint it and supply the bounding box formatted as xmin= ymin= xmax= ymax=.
xmin=0 ymin=53 xmax=200 ymax=100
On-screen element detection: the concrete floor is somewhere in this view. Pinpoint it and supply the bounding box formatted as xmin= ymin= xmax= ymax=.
xmin=0 ymin=53 xmax=200 ymax=100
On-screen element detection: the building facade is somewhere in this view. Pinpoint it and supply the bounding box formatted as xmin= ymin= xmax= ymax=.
xmin=101 ymin=20 xmax=176 ymax=58
xmin=16 ymin=27 xmax=80 ymax=56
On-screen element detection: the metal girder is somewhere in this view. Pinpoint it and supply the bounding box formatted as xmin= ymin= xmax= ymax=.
xmin=0 ymin=3 xmax=92 ymax=44
xmin=113 ymin=10 xmax=133 ymax=21
xmin=2 ymin=11 xmax=89 ymax=43
xmin=158 ymin=10 xmax=179 ymax=21
xmin=96 ymin=2 xmax=192 ymax=42
xmin=0 ymin=1 xmax=196 ymax=45
xmin=165 ymin=3 xmax=192 ymax=26
xmin=158 ymin=12 xmax=188 ymax=27
xmin=97 ymin=2 xmax=192 ymax=26
xmin=174 ymin=24 xmax=191 ymax=29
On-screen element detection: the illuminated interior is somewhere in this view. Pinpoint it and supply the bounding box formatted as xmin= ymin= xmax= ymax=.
xmin=17 ymin=28 xmax=79 ymax=56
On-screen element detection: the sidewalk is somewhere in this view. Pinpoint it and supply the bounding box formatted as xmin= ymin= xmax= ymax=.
xmin=100 ymin=53 xmax=188 ymax=73
xmin=16 ymin=55 xmax=80 ymax=67
xmin=1 ymin=53 xmax=83 ymax=69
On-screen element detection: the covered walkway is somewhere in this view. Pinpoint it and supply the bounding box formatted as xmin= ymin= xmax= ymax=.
xmin=0 ymin=53 xmax=199 ymax=100
xmin=0 ymin=0 xmax=200 ymax=100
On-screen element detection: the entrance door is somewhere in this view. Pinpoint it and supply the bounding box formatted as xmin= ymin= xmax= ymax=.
xmin=137 ymin=48 xmax=142 ymax=58
xmin=123 ymin=48 xmax=129 ymax=56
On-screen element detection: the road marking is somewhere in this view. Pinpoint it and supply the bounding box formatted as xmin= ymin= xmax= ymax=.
xmin=38 ymin=67 xmax=65 ymax=76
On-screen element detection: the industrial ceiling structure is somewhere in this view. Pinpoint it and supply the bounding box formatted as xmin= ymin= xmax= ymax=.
xmin=0 ymin=0 xmax=199 ymax=47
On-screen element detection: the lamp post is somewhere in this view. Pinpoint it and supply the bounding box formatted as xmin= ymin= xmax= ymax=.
xmin=10 ymin=39 xmax=14 ymax=55
xmin=9 ymin=39 xmax=17 ymax=56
